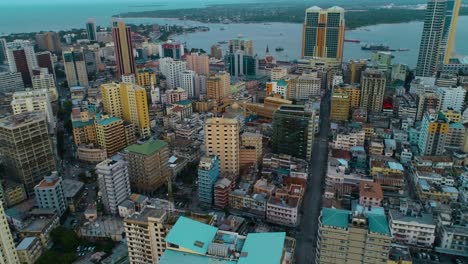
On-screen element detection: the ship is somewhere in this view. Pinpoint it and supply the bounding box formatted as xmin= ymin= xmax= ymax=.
xmin=220 ymin=27 xmax=226 ymax=31
xmin=397 ymin=48 xmax=410 ymax=52
xmin=344 ymin=39 xmax=360 ymax=43
xmin=275 ymin=47 xmax=284 ymax=52
xmin=218 ymin=41 xmax=228 ymax=44
xmin=361 ymin=44 xmax=395 ymax=52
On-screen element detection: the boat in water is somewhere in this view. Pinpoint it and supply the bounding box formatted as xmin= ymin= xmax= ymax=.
xmin=218 ymin=41 xmax=228 ymax=44
xmin=275 ymin=47 xmax=284 ymax=52
xmin=397 ymin=48 xmax=410 ymax=52
xmin=361 ymin=44 xmax=395 ymax=52
xmin=344 ymin=39 xmax=360 ymax=43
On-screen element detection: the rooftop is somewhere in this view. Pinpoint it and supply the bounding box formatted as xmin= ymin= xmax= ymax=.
xmin=359 ymin=182 xmax=384 ymax=200
xmin=16 ymin=237 xmax=37 ymax=251
xmin=321 ymin=208 xmax=351 ymax=229
xmin=238 ymin=232 xmax=286 ymax=264
xmin=389 ymin=209 xmax=435 ymax=226
xmin=160 ymin=249 xmax=236 ymax=264
xmin=62 ymin=179 xmax=85 ymax=199
xmin=124 ymin=208 xmax=166 ymax=223
xmin=125 ymin=139 xmax=168 ymax=156
xmin=0 ymin=112 xmax=46 ymax=129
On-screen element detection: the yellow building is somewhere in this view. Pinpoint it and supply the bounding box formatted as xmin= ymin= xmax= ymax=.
xmin=0 ymin=202 xmax=19 ymax=264
xmin=330 ymin=87 xmax=350 ymax=121
xmin=347 ymin=60 xmax=367 ymax=84
xmin=3 ymin=181 xmax=27 ymax=207
xmin=207 ymin=72 xmax=230 ymax=101
xmin=101 ymin=82 xmax=151 ymax=137
xmin=95 ymin=114 xmax=129 ymax=157
xmin=16 ymin=236 xmax=43 ymax=264
xmin=341 ymin=84 xmax=361 ymax=108
xmin=137 ymin=68 xmax=157 ymax=87
xmin=71 ymin=109 xmax=97 ymax=145
xmin=442 ymin=109 xmax=461 ymax=123
xmin=442 ymin=0 xmax=461 ymax=64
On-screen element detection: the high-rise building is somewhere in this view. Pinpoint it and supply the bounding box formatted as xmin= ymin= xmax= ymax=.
xmin=186 ymin=53 xmax=209 ymax=75
xmin=346 ymin=59 xmax=367 ymax=84
xmin=6 ymin=40 xmax=38 ymax=86
xmin=160 ymin=40 xmax=184 ymax=60
xmin=301 ymin=6 xmax=345 ymax=62
xmin=36 ymin=51 xmax=55 ymax=77
xmin=204 ymin=117 xmax=240 ymax=175
xmin=436 ymin=86 xmax=466 ymax=112
xmin=136 ymin=68 xmax=156 ymax=87
xmin=228 ymin=50 xmax=258 ymax=78
xmin=124 ymin=208 xmax=169 ymax=264
xmin=0 ymin=72 xmax=24 ymax=93
xmin=180 ymin=70 xmax=196 ymax=98
xmin=101 ymin=82 xmax=150 ymax=137
xmin=229 ymin=38 xmax=254 ymax=56
xmin=112 ymin=20 xmax=136 ymax=76
xmin=207 ymin=71 xmax=230 ymax=101
xmin=32 ymin=72 xmax=58 ymax=101
xmin=35 ymin=32 xmax=61 ymax=53
xmin=63 ymin=50 xmax=89 ymax=87
xmin=194 ymin=73 xmax=207 ymax=99
xmin=416 ymin=91 xmax=441 ymax=120
xmin=440 ymin=0 xmax=461 ymax=64
xmin=287 ymin=72 xmax=322 ymax=100
xmin=210 ymin=44 xmax=223 ymax=60
xmin=96 ymin=156 xmax=131 ymax=215
xmin=0 ymin=202 xmax=19 ymax=264
xmin=124 ymin=139 xmax=171 ymax=194
xmin=415 ymin=0 xmax=446 ymax=77
xmin=418 ymin=109 xmax=449 ymax=155
xmin=272 ymin=105 xmax=315 ymax=160
xmin=331 ymin=87 xmax=350 ymax=121
xmin=0 ymin=112 xmax=55 ymax=196
xmin=11 ymin=89 xmax=55 ymax=131
xmin=86 ymin=18 xmax=97 ymax=42
xmin=159 ymin=57 xmax=187 ymax=89
xmin=316 ymin=207 xmax=392 ymax=264
xmin=95 ymin=114 xmax=130 ymax=157
xmin=34 ymin=171 xmax=66 ymax=217
xmin=241 ymin=132 xmax=263 ymax=162
xmin=198 ymin=156 xmax=220 ymax=205
xmin=0 ymin=38 xmax=7 ymax=64
xmin=359 ymin=69 xmax=386 ymax=113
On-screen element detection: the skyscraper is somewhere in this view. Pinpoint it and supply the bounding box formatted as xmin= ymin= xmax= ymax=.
xmin=301 ymin=6 xmax=345 ymax=62
xmin=36 ymin=51 xmax=55 ymax=77
xmin=198 ymin=155 xmax=220 ymax=205
xmin=0 ymin=112 xmax=56 ymax=196
xmin=0 ymin=38 xmax=7 ymax=64
xmin=35 ymin=32 xmax=61 ymax=53
xmin=63 ymin=50 xmax=89 ymax=87
xmin=160 ymin=40 xmax=184 ymax=59
xmin=186 ymin=53 xmax=210 ymax=75
xmin=440 ymin=0 xmax=461 ymax=64
xmin=0 ymin=202 xmax=19 ymax=264
xmin=86 ymin=18 xmax=97 ymax=42
xmin=112 ymin=20 xmax=136 ymax=77
xmin=228 ymin=37 xmax=253 ymax=56
xmin=180 ymin=70 xmax=196 ymax=98
xmin=418 ymin=109 xmax=449 ymax=155
xmin=207 ymin=71 xmax=230 ymax=101
xmin=204 ymin=117 xmax=240 ymax=175
xmin=159 ymin=57 xmax=187 ymax=89
xmin=6 ymin=40 xmax=38 ymax=86
xmin=228 ymin=50 xmax=258 ymax=78
xmin=272 ymin=105 xmax=315 ymax=160
xmin=96 ymin=156 xmax=131 ymax=215
xmin=359 ymin=69 xmax=386 ymax=113
xmin=415 ymin=0 xmax=446 ymax=77
xmin=330 ymin=87 xmax=350 ymax=121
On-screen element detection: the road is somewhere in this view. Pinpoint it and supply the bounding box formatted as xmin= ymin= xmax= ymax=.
xmin=295 ymin=89 xmax=331 ymax=264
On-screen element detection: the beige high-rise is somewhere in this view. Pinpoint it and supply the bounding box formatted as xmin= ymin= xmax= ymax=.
xmin=207 ymin=71 xmax=230 ymax=101
xmin=63 ymin=50 xmax=89 ymax=87
xmin=186 ymin=53 xmax=209 ymax=75
xmin=205 ymin=117 xmax=240 ymax=175
xmin=359 ymin=69 xmax=386 ymax=113
xmin=0 ymin=202 xmax=19 ymax=264
xmin=0 ymin=112 xmax=55 ymax=196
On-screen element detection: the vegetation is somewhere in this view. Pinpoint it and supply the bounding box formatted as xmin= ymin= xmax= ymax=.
xmin=36 ymin=227 xmax=80 ymax=264
xmin=177 ymin=161 xmax=198 ymax=185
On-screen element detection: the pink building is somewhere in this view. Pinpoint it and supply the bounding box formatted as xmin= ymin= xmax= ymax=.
xmin=186 ymin=53 xmax=210 ymax=75
xmin=165 ymin=88 xmax=188 ymax=104
xmin=359 ymin=181 xmax=383 ymax=207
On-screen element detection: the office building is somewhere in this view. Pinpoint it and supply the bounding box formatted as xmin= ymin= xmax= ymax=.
xmin=186 ymin=53 xmax=209 ymax=75
xmin=86 ymin=18 xmax=97 ymax=42
xmin=160 ymin=40 xmax=184 ymax=60
xmin=96 ymin=156 xmax=131 ymax=215
xmin=11 ymin=89 xmax=55 ymax=130
xmin=124 ymin=208 xmax=169 ymax=264
xmin=0 ymin=71 xmax=24 ymax=93
xmin=198 ymin=156 xmax=220 ymax=205
xmin=0 ymin=202 xmax=19 ymax=264
xmin=32 ymin=72 xmax=58 ymax=100
xmin=6 ymin=40 xmax=38 ymax=86
xmin=112 ymin=20 xmax=136 ymax=76
xmin=207 ymin=71 xmax=230 ymax=101
xmin=0 ymin=112 xmax=55 ymax=196
xmin=270 ymin=66 xmax=288 ymax=81
xmin=124 ymin=139 xmax=171 ymax=194
xmin=63 ymin=50 xmax=89 ymax=87
xmin=204 ymin=117 xmax=240 ymax=175
xmin=241 ymin=132 xmax=263 ymax=162
xmin=229 ymin=37 xmax=254 ymax=56
xmin=36 ymin=51 xmax=55 ymax=77
xmin=95 ymin=114 xmax=130 ymax=157
xmin=331 ymin=87 xmax=350 ymax=121
xmin=272 ymin=105 xmax=315 ymax=160
xmin=418 ymin=110 xmax=449 ymax=155
xmin=360 ymin=69 xmax=386 ymax=113
xmin=301 ymin=6 xmax=345 ymax=62
xmin=288 ymin=72 xmax=322 ymax=100
xmin=194 ymin=73 xmax=207 ymax=99
xmin=136 ymin=68 xmax=156 ymax=87
xmin=436 ymin=86 xmax=466 ymax=112
xmin=0 ymin=38 xmax=6 ymax=64
xmin=16 ymin=236 xmax=43 ymax=264
xmin=159 ymin=57 xmax=187 ymax=89
xmin=316 ymin=207 xmax=392 ymax=264
xmin=100 ymin=82 xmax=150 ymax=137
xmin=415 ymin=0 xmax=446 ymax=77
xmin=34 ymin=171 xmax=66 ymax=217
xmin=228 ymin=50 xmax=258 ymax=78
xmin=440 ymin=0 xmax=461 ymax=64
xmin=180 ymin=70 xmax=196 ymax=98
xmin=346 ymin=59 xmax=367 ymax=84
xmin=35 ymin=32 xmax=61 ymax=53
xmin=210 ymin=44 xmax=223 ymax=59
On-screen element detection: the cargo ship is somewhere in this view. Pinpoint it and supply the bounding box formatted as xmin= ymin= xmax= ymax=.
xmin=361 ymin=44 xmax=395 ymax=52
xmin=275 ymin=47 xmax=284 ymax=52
xmin=344 ymin=39 xmax=360 ymax=43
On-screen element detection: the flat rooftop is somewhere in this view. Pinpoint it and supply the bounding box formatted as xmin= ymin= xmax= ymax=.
xmin=125 ymin=208 xmax=166 ymax=223
xmin=0 ymin=111 xmax=45 ymax=129
xmin=125 ymin=139 xmax=168 ymax=156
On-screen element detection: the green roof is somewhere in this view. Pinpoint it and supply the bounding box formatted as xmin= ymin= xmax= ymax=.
xmin=276 ymin=79 xmax=288 ymax=87
xmin=321 ymin=208 xmax=351 ymax=229
xmin=125 ymin=139 xmax=168 ymax=156
xmin=238 ymin=232 xmax=286 ymax=264
xmin=175 ymin=100 xmax=193 ymax=106
xmin=165 ymin=216 xmax=218 ymax=255
xmin=160 ymin=249 xmax=236 ymax=264
xmin=449 ymin=122 xmax=464 ymax=129
xmin=95 ymin=114 xmax=121 ymax=126
xmin=72 ymin=119 xmax=94 ymax=128
xmin=367 ymin=214 xmax=391 ymax=236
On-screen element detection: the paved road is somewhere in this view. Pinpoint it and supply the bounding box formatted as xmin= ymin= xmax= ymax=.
xmin=295 ymin=90 xmax=331 ymax=264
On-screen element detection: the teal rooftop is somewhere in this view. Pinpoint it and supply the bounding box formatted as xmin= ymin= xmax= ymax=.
xmin=160 ymin=249 xmax=236 ymax=264
xmin=238 ymin=232 xmax=286 ymax=264
xmin=321 ymin=208 xmax=351 ymax=229
xmin=175 ymin=99 xmax=193 ymax=106
xmin=165 ymin=216 xmax=218 ymax=254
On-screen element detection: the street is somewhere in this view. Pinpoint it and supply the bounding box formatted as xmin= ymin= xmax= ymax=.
xmin=295 ymin=89 xmax=331 ymax=264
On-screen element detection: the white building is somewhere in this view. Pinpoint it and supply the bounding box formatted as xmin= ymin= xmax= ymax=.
xmin=159 ymin=57 xmax=187 ymax=89
xmin=150 ymin=84 xmax=160 ymax=105
xmin=270 ymin=66 xmax=288 ymax=81
xmin=291 ymin=73 xmax=322 ymax=100
xmin=122 ymin=73 xmax=136 ymax=84
xmin=34 ymin=172 xmax=67 ymax=217
xmin=333 ymin=130 xmax=366 ymax=150
xmin=0 ymin=202 xmax=19 ymax=264
xmin=194 ymin=74 xmax=207 ymax=99
xmin=266 ymin=197 xmax=299 ymax=226
xmin=437 ymin=225 xmax=468 ymax=257
xmin=0 ymin=71 xmax=24 ymax=93
xmin=31 ymin=71 xmax=58 ymax=101
xmin=11 ymin=89 xmax=55 ymax=131
xmin=436 ymin=86 xmax=466 ymax=112
xmin=389 ymin=209 xmax=436 ymax=248
xmin=180 ymin=70 xmax=196 ymax=98
xmin=96 ymin=156 xmax=131 ymax=215
xmin=6 ymin=40 xmax=38 ymax=75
